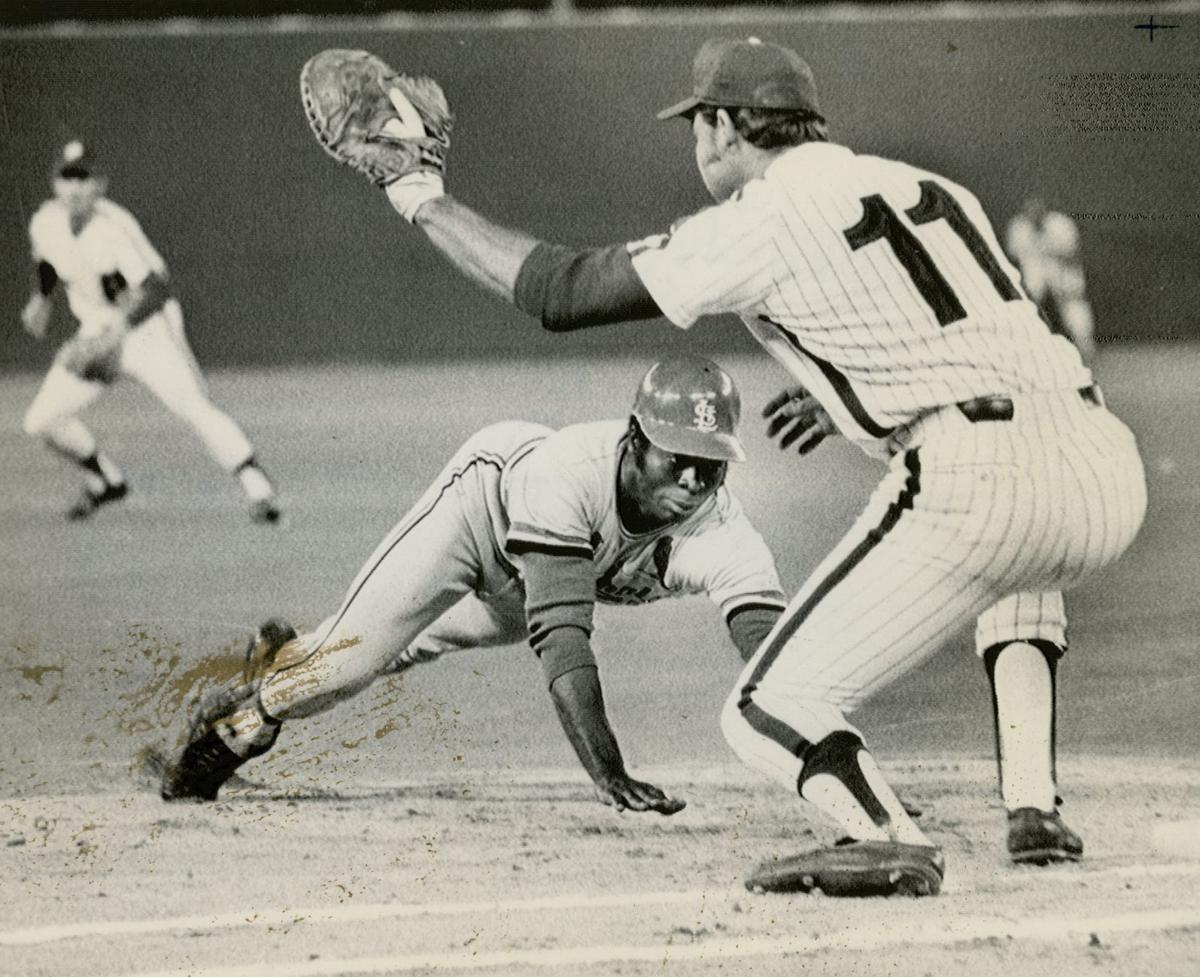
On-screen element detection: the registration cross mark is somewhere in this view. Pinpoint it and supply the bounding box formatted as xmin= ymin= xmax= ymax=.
xmin=1134 ymin=15 xmax=1179 ymax=42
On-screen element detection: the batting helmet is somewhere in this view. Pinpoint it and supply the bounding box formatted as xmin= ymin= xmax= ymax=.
xmin=632 ymin=357 xmax=746 ymax=462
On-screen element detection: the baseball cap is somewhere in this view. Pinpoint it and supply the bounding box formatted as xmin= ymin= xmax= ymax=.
xmin=632 ymin=356 xmax=746 ymax=462
xmin=53 ymin=139 xmax=99 ymax=179
xmin=657 ymin=37 xmax=822 ymax=120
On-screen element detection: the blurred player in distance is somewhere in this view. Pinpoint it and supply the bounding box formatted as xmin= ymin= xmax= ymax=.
xmin=158 ymin=357 xmax=788 ymax=814
xmin=20 ymin=140 xmax=282 ymax=522
xmin=373 ymin=37 xmax=1148 ymax=894
xmin=1005 ymin=196 xmax=1096 ymax=364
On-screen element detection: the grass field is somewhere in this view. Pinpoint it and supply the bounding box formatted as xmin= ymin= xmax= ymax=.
xmin=2 ymin=348 xmax=1199 ymax=976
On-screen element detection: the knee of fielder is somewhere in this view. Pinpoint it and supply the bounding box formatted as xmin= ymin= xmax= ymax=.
xmin=720 ymin=685 xmax=807 ymax=789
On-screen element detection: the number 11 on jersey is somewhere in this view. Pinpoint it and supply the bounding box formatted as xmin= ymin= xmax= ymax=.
xmin=845 ymin=180 xmax=1022 ymax=327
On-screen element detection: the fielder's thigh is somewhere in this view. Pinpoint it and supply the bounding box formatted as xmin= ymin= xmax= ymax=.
xmin=725 ymin=449 xmax=1011 ymax=772
xmin=1051 ymin=406 xmax=1147 ymax=584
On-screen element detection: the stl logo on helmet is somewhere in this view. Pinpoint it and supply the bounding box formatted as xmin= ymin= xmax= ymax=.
xmin=693 ymin=398 xmax=719 ymax=432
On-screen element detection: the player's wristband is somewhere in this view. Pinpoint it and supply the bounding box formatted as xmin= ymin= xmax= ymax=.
xmin=385 ymin=172 xmax=445 ymax=223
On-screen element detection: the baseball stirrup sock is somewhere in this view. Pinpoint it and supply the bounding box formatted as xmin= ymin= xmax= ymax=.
xmin=985 ymin=640 xmax=1062 ymax=811
xmin=797 ymin=730 xmax=930 ymax=845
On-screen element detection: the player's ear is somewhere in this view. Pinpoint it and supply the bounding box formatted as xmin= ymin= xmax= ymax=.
xmin=714 ymin=108 xmax=739 ymax=148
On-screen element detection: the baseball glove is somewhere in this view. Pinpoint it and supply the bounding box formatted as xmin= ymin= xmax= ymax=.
xmin=300 ymin=48 xmax=453 ymax=188
xmin=56 ymin=320 xmax=126 ymax=384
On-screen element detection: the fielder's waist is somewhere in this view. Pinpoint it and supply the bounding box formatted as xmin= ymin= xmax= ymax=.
xmin=956 ymin=385 xmax=1103 ymax=423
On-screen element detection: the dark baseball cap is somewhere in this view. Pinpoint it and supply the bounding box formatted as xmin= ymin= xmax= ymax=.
xmin=657 ymin=37 xmax=822 ymax=120
xmin=53 ymin=139 xmax=99 ymax=179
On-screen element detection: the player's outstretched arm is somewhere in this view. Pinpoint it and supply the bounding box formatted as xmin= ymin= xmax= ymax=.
xmin=548 ymin=659 xmax=686 ymax=815
xmin=300 ymin=47 xmax=660 ymax=331
xmin=21 ymin=294 xmax=52 ymax=340
xmin=409 ymin=194 xmax=540 ymax=304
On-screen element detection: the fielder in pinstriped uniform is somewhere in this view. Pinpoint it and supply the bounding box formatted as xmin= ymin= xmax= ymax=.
xmin=158 ymin=358 xmax=788 ymax=814
xmin=367 ymin=36 xmax=1147 ymax=895
xmin=19 ymin=141 xmax=282 ymax=523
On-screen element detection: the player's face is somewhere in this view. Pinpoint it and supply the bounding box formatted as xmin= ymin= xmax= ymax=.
xmin=691 ymin=110 xmax=741 ymax=203
xmin=53 ymin=175 xmax=103 ymax=220
xmin=627 ymin=438 xmax=727 ymax=527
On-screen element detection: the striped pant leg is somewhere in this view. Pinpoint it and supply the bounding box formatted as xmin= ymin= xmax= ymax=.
xmin=259 ymin=451 xmax=494 ymax=720
xmin=720 ymin=449 xmax=1006 ymax=790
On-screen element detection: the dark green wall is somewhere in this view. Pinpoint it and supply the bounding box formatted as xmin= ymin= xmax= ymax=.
xmin=2 ymin=11 xmax=1197 ymax=369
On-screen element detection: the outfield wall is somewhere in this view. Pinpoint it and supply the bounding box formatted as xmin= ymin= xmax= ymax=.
xmin=2 ymin=7 xmax=1197 ymax=368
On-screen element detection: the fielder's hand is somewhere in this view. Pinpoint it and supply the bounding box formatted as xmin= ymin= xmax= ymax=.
xmin=763 ymin=385 xmax=837 ymax=455
xmin=21 ymin=295 xmax=51 ymax=339
xmin=300 ymin=48 xmax=453 ymax=221
xmin=594 ymin=774 xmax=686 ymax=816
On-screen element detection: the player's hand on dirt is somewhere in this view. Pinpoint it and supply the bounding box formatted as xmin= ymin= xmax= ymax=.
xmin=763 ymin=385 xmax=837 ymax=455
xmin=593 ymin=774 xmax=686 ymax=815
xmin=21 ymin=295 xmax=51 ymax=339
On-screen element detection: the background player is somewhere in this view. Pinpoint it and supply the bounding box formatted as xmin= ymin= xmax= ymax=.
xmin=157 ymin=357 xmax=787 ymax=812
xmin=346 ymin=36 xmax=1147 ymax=894
xmin=19 ymin=140 xmax=282 ymax=522
xmin=1005 ymin=196 xmax=1097 ymax=363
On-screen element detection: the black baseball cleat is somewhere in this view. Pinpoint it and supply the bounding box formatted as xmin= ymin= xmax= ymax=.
xmin=745 ymin=840 xmax=945 ymax=897
xmin=249 ymin=498 xmax=283 ymax=525
xmin=66 ymin=481 xmax=128 ymax=520
xmin=159 ymin=619 xmax=296 ymax=802
xmin=1007 ymin=807 xmax=1084 ymax=864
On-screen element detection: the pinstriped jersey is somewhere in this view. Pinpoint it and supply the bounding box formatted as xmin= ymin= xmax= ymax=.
xmin=29 ymin=198 xmax=166 ymax=335
xmin=629 ymin=143 xmax=1093 ymax=457
xmin=500 ymin=420 xmax=786 ymax=619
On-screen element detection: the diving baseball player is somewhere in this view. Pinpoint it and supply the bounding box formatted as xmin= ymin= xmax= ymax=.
xmin=306 ymin=37 xmax=1148 ymax=895
xmin=1005 ymin=196 xmax=1097 ymax=363
xmin=158 ymin=357 xmax=787 ymax=813
xmin=19 ymin=140 xmax=282 ymax=522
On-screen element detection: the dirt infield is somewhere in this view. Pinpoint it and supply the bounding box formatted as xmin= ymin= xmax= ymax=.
xmin=3 ymin=352 xmax=1199 ymax=975
xmin=3 ymin=757 xmax=1200 ymax=976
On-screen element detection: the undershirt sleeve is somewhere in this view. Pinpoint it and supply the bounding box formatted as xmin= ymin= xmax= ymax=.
xmin=515 ymin=549 xmax=600 ymax=685
xmin=513 ymin=242 xmax=662 ymax=332
xmin=36 ymin=260 xmax=58 ymax=296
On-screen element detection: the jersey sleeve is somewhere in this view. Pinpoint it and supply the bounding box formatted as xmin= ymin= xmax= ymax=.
xmin=504 ymin=446 xmax=597 ymax=562
xmin=628 ymin=192 xmax=781 ymax=329
xmin=503 ymin=446 xmax=601 ymax=646
xmin=104 ymin=204 xmax=167 ymax=286
xmin=667 ymin=494 xmax=787 ymax=621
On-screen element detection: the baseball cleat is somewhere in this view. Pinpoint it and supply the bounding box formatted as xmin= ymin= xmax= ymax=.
xmin=745 ymin=840 xmax=945 ymax=897
xmin=250 ymin=498 xmax=283 ymax=525
xmin=159 ymin=619 xmax=296 ymax=802
xmin=66 ymin=481 xmax=128 ymax=520
xmin=1007 ymin=807 xmax=1083 ymax=864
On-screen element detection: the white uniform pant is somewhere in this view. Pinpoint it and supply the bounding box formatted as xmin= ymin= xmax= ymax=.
xmin=721 ymin=389 xmax=1147 ymax=789
xmin=22 ymin=300 xmax=254 ymax=472
xmin=258 ymin=423 xmax=547 ymax=720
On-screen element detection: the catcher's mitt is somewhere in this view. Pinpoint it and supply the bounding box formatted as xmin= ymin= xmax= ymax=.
xmin=300 ymin=48 xmax=453 ymax=187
